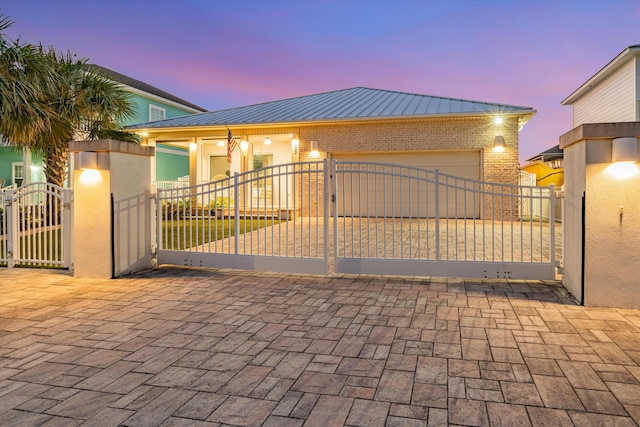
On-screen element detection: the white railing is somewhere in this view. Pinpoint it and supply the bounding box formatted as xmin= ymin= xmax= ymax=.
xmin=0 ymin=183 xmax=73 ymax=268
xmin=1 ymin=183 xmax=17 ymax=192
xmin=333 ymin=161 xmax=557 ymax=279
xmin=156 ymin=161 xmax=328 ymax=274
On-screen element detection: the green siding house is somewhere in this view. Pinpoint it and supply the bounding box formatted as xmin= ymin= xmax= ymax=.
xmin=0 ymin=64 xmax=206 ymax=188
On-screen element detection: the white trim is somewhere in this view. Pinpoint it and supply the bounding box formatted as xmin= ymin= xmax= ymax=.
xmin=11 ymin=162 xmax=24 ymax=186
xmin=149 ymin=104 xmax=166 ymax=122
xmin=156 ymin=146 xmax=188 ymax=156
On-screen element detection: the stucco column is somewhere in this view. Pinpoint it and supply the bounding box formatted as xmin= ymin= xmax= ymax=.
xmin=560 ymin=123 xmax=640 ymax=308
xmin=70 ymin=139 xmax=155 ymax=279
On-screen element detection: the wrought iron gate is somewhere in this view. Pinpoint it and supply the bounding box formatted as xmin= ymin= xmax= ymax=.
xmin=155 ymin=160 xmax=559 ymax=280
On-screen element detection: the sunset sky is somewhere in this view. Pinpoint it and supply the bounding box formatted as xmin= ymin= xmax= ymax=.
xmin=2 ymin=0 xmax=639 ymax=163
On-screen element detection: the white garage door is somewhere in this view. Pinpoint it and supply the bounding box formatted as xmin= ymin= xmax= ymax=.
xmin=333 ymin=151 xmax=481 ymax=218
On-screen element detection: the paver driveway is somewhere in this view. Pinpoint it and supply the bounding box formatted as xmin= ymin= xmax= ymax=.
xmin=1 ymin=267 xmax=639 ymax=426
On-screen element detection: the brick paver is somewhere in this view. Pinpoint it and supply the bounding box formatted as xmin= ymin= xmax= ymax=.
xmin=1 ymin=267 xmax=640 ymax=426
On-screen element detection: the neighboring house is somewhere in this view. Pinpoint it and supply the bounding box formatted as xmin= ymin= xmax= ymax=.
xmin=127 ymin=87 xmax=536 ymax=213
xmin=561 ymin=44 xmax=640 ymax=126
xmin=521 ymin=145 xmax=564 ymax=187
xmin=0 ymin=64 xmax=207 ymax=188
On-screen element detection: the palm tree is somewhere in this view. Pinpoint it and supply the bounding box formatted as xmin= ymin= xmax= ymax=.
xmin=0 ymin=15 xmax=58 ymax=146
xmin=0 ymin=14 xmax=139 ymax=187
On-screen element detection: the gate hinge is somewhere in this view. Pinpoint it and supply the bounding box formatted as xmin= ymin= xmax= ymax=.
xmin=150 ymin=193 xmax=157 ymax=200
xmin=63 ymin=202 xmax=71 ymax=209
xmin=4 ymin=199 xmax=12 ymax=206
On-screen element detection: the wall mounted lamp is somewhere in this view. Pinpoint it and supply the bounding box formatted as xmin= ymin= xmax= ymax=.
xmin=493 ymin=135 xmax=505 ymax=153
xmin=77 ymin=151 xmax=98 ymax=170
xmin=309 ymin=141 xmax=320 ymax=158
xmin=291 ymin=136 xmax=299 ymax=155
xmin=264 ymin=136 xmax=271 ymax=145
xmin=240 ymin=140 xmax=249 ymax=156
xmin=612 ymin=137 xmax=638 ymax=163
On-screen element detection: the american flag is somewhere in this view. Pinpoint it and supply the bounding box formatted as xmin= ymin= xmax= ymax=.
xmin=227 ymin=129 xmax=237 ymax=164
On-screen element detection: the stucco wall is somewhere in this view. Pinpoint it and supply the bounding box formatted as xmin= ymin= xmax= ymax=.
xmin=584 ymin=159 xmax=640 ymax=308
xmin=561 ymin=141 xmax=587 ymax=301
xmin=72 ymin=140 xmax=154 ymax=279
xmin=560 ymin=123 xmax=640 ymax=308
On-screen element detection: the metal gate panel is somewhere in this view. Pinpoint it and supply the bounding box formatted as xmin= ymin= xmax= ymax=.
xmin=333 ymin=160 xmax=558 ymax=280
xmin=156 ymin=161 xmax=329 ymax=275
xmin=1 ymin=183 xmax=73 ymax=268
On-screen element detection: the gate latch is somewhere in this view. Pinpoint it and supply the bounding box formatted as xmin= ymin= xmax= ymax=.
xmin=331 ymin=194 xmax=335 ymax=203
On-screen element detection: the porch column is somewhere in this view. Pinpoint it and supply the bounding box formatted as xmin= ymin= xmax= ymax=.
xmin=146 ymin=139 xmax=157 ymax=182
xmin=22 ymin=147 xmax=31 ymax=185
xmin=188 ymin=137 xmax=197 ymax=188
xmin=560 ymin=122 xmax=640 ymax=308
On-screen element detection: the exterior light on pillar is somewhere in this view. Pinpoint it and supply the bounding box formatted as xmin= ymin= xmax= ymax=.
xmin=77 ymin=151 xmax=102 ymax=185
xmin=291 ymin=137 xmax=299 ymax=155
xmin=494 ymin=117 xmax=504 ymax=125
xmin=240 ymin=140 xmax=249 ymax=156
xmin=493 ymin=135 xmax=505 ymax=153
xmin=309 ymin=141 xmax=320 ymax=158
xmin=608 ymin=137 xmax=639 ymax=179
xmin=189 ymin=142 xmax=197 ymax=151
xmin=77 ymin=151 xmax=98 ymax=170
xmin=612 ymin=137 xmax=638 ymax=163
xmin=264 ymin=136 xmax=271 ymax=145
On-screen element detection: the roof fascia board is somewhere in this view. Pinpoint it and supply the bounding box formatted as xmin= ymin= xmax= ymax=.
xmin=130 ymin=110 xmax=536 ymax=133
xmin=561 ymin=45 xmax=640 ymax=105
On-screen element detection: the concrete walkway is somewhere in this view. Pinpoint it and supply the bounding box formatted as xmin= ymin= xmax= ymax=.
xmin=1 ymin=267 xmax=639 ymax=426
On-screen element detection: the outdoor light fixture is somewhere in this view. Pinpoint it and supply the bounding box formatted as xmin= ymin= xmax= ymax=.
xmin=494 ymin=117 xmax=504 ymax=125
xmin=77 ymin=151 xmax=98 ymax=170
xmin=291 ymin=137 xmax=299 ymax=155
xmin=608 ymin=137 xmax=639 ymax=179
xmin=493 ymin=135 xmax=505 ymax=153
xmin=264 ymin=137 xmax=271 ymax=145
xmin=217 ymin=140 xmax=225 ymax=147
xmin=240 ymin=140 xmax=249 ymax=156
xmin=189 ymin=142 xmax=197 ymax=151
xmin=612 ymin=137 xmax=638 ymax=163
xmin=309 ymin=141 xmax=320 ymax=158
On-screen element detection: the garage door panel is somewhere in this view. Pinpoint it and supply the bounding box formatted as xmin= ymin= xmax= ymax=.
xmin=334 ymin=151 xmax=480 ymax=218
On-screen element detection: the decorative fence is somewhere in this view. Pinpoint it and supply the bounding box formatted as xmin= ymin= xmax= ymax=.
xmin=0 ymin=183 xmax=73 ymax=268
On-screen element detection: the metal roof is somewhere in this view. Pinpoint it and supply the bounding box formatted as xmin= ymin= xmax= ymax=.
xmin=127 ymin=87 xmax=535 ymax=130
xmin=86 ymin=64 xmax=207 ymax=112
xmin=526 ymin=144 xmax=563 ymax=162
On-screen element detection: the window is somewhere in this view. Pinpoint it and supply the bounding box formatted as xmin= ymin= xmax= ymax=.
xmin=149 ymin=105 xmax=166 ymax=122
xmin=209 ymin=156 xmax=229 ymax=180
xmin=12 ymin=162 xmax=24 ymax=186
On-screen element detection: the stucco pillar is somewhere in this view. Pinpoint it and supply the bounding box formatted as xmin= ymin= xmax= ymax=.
xmin=560 ymin=123 xmax=640 ymax=308
xmin=70 ymin=139 xmax=155 ymax=279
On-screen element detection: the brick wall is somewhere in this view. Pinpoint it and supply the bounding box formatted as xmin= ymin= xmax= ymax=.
xmin=148 ymin=115 xmax=521 ymax=218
